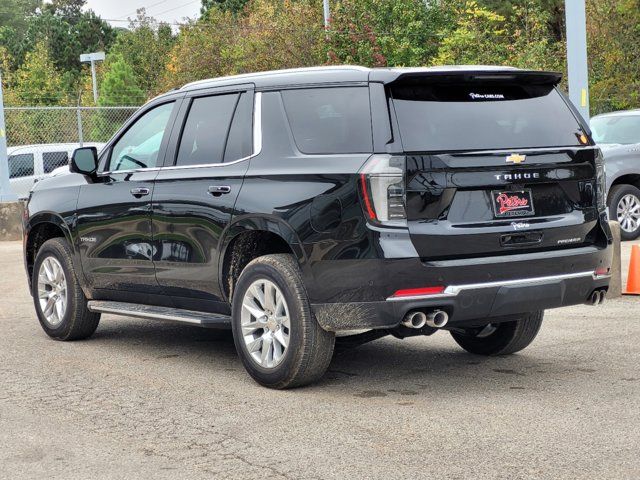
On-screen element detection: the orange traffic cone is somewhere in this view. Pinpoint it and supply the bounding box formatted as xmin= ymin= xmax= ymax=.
xmin=624 ymin=245 xmax=640 ymax=295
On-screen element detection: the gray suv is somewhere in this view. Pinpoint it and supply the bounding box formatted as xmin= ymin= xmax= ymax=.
xmin=591 ymin=110 xmax=640 ymax=239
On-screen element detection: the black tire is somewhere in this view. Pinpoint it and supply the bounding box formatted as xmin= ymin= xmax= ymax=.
xmin=450 ymin=311 xmax=544 ymax=356
xmin=32 ymin=237 xmax=100 ymax=341
xmin=231 ymin=254 xmax=335 ymax=389
xmin=608 ymin=184 xmax=640 ymax=240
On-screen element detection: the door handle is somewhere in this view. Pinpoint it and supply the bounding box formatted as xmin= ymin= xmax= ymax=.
xmin=208 ymin=185 xmax=231 ymax=196
xmin=130 ymin=187 xmax=150 ymax=197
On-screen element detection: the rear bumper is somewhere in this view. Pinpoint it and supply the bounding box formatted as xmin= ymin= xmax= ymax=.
xmin=311 ymin=245 xmax=612 ymax=332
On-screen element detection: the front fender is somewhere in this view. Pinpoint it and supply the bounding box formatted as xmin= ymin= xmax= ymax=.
xmin=23 ymin=211 xmax=77 ymax=293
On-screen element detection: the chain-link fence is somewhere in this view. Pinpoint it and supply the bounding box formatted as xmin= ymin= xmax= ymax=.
xmin=3 ymin=106 xmax=139 ymax=199
xmin=5 ymin=106 xmax=139 ymax=146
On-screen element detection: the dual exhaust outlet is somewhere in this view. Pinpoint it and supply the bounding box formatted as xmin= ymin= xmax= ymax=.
xmin=586 ymin=289 xmax=607 ymax=306
xmin=402 ymin=288 xmax=606 ymax=328
xmin=402 ymin=310 xmax=449 ymax=329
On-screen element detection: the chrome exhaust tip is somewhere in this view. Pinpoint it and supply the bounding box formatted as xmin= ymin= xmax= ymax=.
xmin=402 ymin=311 xmax=427 ymax=329
xmin=586 ymin=289 xmax=606 ymax=306
xmin=426 ymin=310 xmax=449 ymax=328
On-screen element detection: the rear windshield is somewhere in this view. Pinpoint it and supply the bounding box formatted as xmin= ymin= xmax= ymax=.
xmin=391 ymin=83 xmax=583 ymax=152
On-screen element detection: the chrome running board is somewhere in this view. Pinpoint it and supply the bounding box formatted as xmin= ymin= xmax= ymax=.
xmin=87 ymin=301 xmax=231 ymax=328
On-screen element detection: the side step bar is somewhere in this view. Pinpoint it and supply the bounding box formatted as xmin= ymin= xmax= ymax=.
xmin=87 ymin=301 xmax=231 ymax=329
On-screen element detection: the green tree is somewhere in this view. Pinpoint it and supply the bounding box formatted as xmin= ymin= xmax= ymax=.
xmin=43 ymin=0 xmax=85 ymax=19
xmin=91 ymin=55 xmax=145 ymax=141
xmin=434 ymin=1 xmax=509 ymax=65
xmin=163 ymin=0 xmax=326 ymax=90
xmin=0 ymin=0 xmax=41 ymax=35
xmin=587 ymin=0 xmax=640 ymax=114
xmin=478 ymin=0 xmax=564 ymax=40
xmin=109 ymin=9 xmax=175 ymax=97
xmin=14 ymin=41 xmax=65 ymax=105
xmin=98 ymin=55 xmax=146 ymax=106
xmin=201 ymin=0 xmax=249 ymax=16
xmin=20 ymin=9 xmax=115 ymax=74
xmin=434 ymin=0 xmax=563 ymax=72
xmin=234 ymin=0 xmax=326 ymax=72
xmin=328 ymin=0 xmax=447 ymax=67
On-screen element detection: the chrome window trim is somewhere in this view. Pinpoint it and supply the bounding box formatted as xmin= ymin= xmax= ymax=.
xmin=99 ymin=92 xmax=262 ymax=176
xmin=386 ymin=270 xmax=610 ymax=302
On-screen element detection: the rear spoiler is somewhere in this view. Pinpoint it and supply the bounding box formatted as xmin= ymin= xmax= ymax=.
xmin=370 ymin=68 xmax=562 ymax=87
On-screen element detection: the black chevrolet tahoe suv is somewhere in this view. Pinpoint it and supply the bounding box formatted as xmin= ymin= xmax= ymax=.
xmin=23 ymin=66 xmax=612 ymax=388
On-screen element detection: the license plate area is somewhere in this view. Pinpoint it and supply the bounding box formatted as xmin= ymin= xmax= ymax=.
xmin=491 ymin=189 xmax=535 ymax=218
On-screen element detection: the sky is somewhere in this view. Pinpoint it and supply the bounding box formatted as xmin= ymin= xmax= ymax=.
xmin=83 ymin=0 xmax=202 ymax=27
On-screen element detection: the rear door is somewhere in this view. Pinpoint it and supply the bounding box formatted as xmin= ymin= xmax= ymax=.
xmin=151 ymin=85 xmax=254 ymax=312
xmin=388 ymin=71 xmax=602 ymax=259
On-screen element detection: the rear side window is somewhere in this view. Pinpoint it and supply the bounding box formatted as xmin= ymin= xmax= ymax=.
xmin=281 ymin=87 xmax=372 ymax=154
xmin=43 ymin=151 xmax=69 ymax=173
xmin=8 ymin=153 xmax=34 ymax=178
xmin=391 ymin=83 xmax=583 ymax=152
xmin=176 ymin=93 xmax=239 ymax=166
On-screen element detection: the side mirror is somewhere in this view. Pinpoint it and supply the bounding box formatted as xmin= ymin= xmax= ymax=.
xmin=70 ymin=147 xmax=98 ymax=176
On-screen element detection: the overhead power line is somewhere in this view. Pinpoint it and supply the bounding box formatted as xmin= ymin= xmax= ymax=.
xmin=115 ymin=0 xmax=172 ymax=20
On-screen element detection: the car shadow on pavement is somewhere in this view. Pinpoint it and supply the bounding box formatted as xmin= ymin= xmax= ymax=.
xmin=87 ymin=318 xmax=580 ymax=396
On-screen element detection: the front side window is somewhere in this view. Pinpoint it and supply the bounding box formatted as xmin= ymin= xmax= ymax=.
xmin=176 ymin=93 xmax=241 ymax=167
xmin=110 ymin=102 xmax=174 ymax=171
xmin=281 ymin=87 xmax=373 ymax=154
xmin=43 ymin=151 xmax=69 ymax=173
xmin=8 ymin=153 xmax=34 ymax=178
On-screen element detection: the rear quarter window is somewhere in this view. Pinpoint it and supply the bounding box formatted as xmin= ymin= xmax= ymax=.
xmin=391 ymin=83 xmax=583 ymax=152
xmin=281 ymin=87 xmax=372 ymax=154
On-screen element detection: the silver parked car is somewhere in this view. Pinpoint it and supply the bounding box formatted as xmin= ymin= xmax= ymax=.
xmin=591 ymin=110 xmax=640 ymax=240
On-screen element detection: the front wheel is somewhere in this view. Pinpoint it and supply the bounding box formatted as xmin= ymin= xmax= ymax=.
xmin=450 ymin=311 xmax=544 ymax=356
xmin=32 ymin=238 xmax=101 ymax=340
xmin=231 ymin=254 xmax=335 ymax=389
xmin=609 ymin=184 xmax=640 ymax=240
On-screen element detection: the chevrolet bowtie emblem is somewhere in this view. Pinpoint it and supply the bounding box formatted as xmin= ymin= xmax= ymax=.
xmin=506 ymin=153 xmax=526 ymax=164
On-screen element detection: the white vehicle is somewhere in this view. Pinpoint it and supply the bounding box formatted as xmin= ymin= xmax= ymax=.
xmin=8 ymin=143 xmax=104 ymax=199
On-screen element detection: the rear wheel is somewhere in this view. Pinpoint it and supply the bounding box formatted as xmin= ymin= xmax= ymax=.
xmin=609 ymin=184 xmax=640 ymax=240
xmin=33 ymin=238 xmax=100 ymax=340
xmin=231 ymin=254 xmax=335 ymax=389
xmin=450 ymin=311 xmax=543 ymax=356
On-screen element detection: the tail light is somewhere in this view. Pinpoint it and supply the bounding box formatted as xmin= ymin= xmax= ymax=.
xmin=359 ymin=155 xmax=407 ymax=227
xmin=595 ymin=149 xmax=606 ymax=211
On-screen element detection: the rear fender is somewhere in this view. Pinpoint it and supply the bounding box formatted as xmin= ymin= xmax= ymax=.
xmin=218 ymin=214 xmax=312 ymax=290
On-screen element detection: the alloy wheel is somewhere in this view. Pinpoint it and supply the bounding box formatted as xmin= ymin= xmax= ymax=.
xmin=240 ymin=279 xmax=291 ymax=369
xmin=37 ymin=256 xmax=68 ymax=326
xmin=617 ymin=193 xmax=640 ymax=233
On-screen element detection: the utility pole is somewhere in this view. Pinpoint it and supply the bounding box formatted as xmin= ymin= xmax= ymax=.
xmin=0 ymin=72 xmax=17 ymax=202
xmin=565 ymin=0 xmax=590 ymax=120
xmin=80 ymin=52 xmax=106 ymax=104
xmin=323 ymin=0 xmax=330 ymax=29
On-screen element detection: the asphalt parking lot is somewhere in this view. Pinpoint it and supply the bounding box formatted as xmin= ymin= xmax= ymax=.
xmin=0 ymin=240 xmax=638 ymax=480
